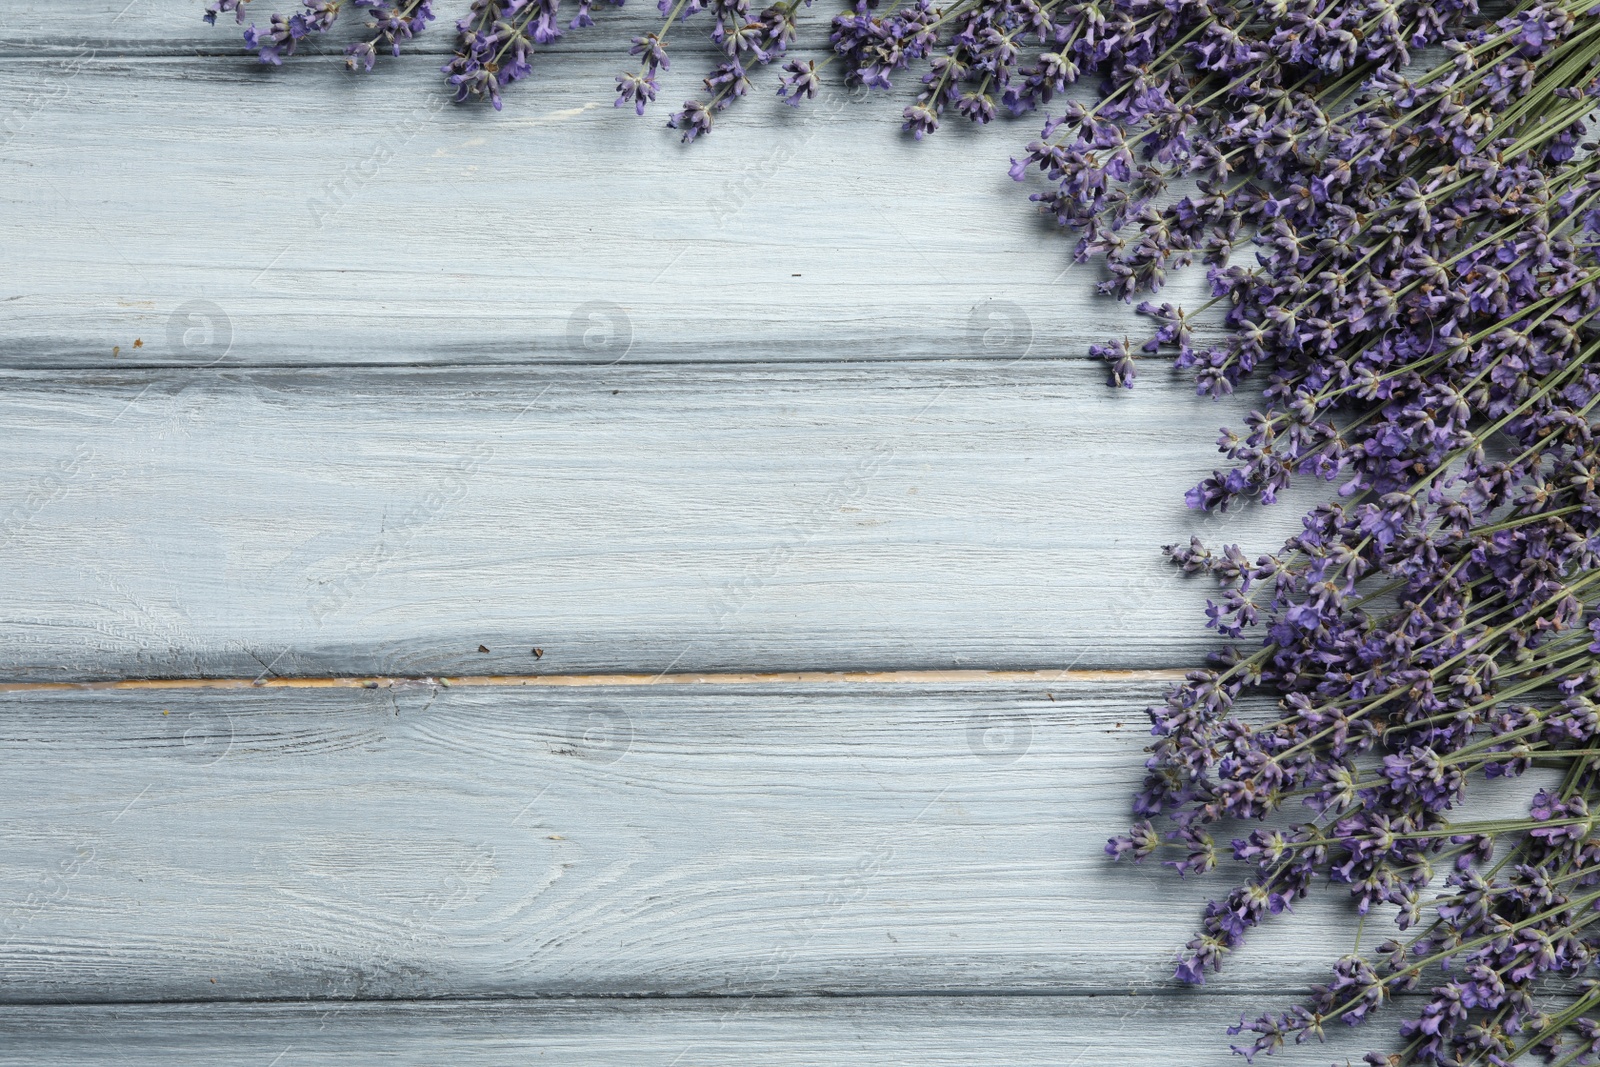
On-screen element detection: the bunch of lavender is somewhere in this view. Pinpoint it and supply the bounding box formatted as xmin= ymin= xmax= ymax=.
xmin=201 ymin=0 xmax=807 ymax=129
xmin=205 ymin=0 xmax=436 ymax=68
xmin=1078 ymin=1 xmax=1600 ymax=1063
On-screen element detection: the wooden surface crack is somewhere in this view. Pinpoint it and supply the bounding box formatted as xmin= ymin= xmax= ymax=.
xmin=0 ymin=668 xmax=1190 ymax=694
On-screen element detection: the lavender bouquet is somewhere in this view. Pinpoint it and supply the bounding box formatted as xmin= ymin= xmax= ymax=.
xmin=1069 ymin=4 xmax=1600 ymax=1065
xmin=202 ymin=0 xmax=1600 ymax=1062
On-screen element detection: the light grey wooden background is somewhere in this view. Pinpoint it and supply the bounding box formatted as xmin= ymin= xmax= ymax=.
xmin=0 ymin=3 xmax=1489 ymax=1063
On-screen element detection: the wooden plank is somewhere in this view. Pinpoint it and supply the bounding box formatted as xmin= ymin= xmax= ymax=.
xmin=0 ymin=365 xmax=1314 ymax=680
xmin=0 ymin=682 xmax=1548 ymax=1002
xmin=0 ymin=1 xmax=838 ymax=53
xmin=0 ymin=996 xmax=1401 ymax=1066
xmin=0 ymin=51 xmax=1222 ymax=368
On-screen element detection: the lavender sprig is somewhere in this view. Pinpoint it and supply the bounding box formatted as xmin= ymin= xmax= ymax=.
xmin=204 ymin=0 xmax=256 ymax=24
xmin=442 ymin=0 xmax=606 ymax=109
xmin=345 ymin=0 xmax=437 ymax=71
xmin=238 ymin=0 xmax=346 ymax=64
xmin=666 ymin=0 xmax=810 ymax=140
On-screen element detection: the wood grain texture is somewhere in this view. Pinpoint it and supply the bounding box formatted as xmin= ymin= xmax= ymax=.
xmin=0 ymin=682 xmax=1549 ymax=1003
xmin=0 ymin=996 xmax=1406 ymax=1067
xmin=0 ymin=45 xmax=1225 ymax=368
xmin=0 ymin=365 xmax=1320 ymax=681
xmin=0 ymin=7 xmax=1384 ymax=1059
xmin=0 ymin=1 xmax=881 ymax=54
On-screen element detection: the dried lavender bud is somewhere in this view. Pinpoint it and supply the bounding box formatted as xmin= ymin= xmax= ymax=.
xmin=242 ymin=0 xmax=345 ymax=64
xmin=776 ymin=57 xmax=820 ymax=104
xmin=345 ymin=0 xmax=436 ymax=71
xmin=204 ymin=0 xmax=255 ymax=23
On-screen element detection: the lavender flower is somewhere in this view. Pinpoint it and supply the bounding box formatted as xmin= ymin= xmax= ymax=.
xmin=345 ymin=0 xmax=436 ymax=71
xmin=440 ymin=0 xmax=616 ymax=108
xmin=204 ymin=0 xmax=255 ymax=23
xmin=615 ymin=69 xmax=659 ymax=116
xmin=241 ymin=0 xmax=344 ymax=64
xmin=776 ymin=57 xmax=820 ymax=104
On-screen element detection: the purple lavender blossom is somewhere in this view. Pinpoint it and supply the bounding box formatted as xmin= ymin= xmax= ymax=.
xmin=240 ymin=0 xmax=343 ymax=64
xmin=345 ymin=0 xmax=436 ymax=70
xmin=204 ymin=0 xmax=255 ymax=24
xmin=615 ymin=70 xmax=659 ymax=116
xmin=776 ymin=58 xmax=819 ymax=104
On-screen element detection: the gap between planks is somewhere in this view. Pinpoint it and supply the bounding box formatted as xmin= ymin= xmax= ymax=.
xmin=0 ymin=668 xmax=1189 ymax=695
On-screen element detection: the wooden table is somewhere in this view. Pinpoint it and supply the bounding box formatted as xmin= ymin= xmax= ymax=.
xmin=2 ymin=3 xmax=1388 ymax=1062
